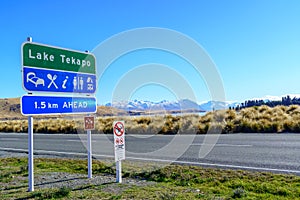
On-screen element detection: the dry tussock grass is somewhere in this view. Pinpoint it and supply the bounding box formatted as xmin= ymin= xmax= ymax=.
xmin=1 ymin=105 xmax=300 ymax=134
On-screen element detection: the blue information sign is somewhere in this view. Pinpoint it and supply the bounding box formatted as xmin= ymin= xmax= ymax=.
xmin=21 ymin=95 xmax=97 ymax=115
xmin=23 ymin=67 xmax=96 ymax=94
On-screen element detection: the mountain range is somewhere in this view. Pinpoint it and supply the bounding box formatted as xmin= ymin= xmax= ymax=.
xmin=1 ymin=94 xmax=299 ymax=119
xmin=105 ymin=94 xmax=300 ymax=112
xmin=105 ymin=99 xmax=240 ymax=112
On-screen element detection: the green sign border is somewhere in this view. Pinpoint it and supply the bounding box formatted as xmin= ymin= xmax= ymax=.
xmin=22 ymin=42 xmax=96 ymax=74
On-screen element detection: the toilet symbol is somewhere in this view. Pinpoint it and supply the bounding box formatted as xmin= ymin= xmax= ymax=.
xmin=73 ymin=77 xmax=77 ymax=90
xmin=73 ymin=77 xmax=84 ymax=90
xmin=79 ymin=77 xmax=84 ymax=90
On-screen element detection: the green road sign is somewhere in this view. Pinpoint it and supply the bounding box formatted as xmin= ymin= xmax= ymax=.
xmin=22 ymin=42 xmax=96 ymax=74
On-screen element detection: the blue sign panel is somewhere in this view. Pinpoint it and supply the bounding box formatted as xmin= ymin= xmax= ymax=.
xmin=23 ymin=67 xmax=96 ymax=94
xmin=21 ymin=95 xmax=97 ymax=115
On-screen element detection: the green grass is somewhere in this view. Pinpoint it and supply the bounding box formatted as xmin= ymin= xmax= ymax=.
xmin=29 ymin=186 xmax=71 ymax=200
xmin=1 ymin=157 xmax=300 ymax=199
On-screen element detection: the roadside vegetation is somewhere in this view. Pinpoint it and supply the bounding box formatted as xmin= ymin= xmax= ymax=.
xmin=1 ymin=105 xmax=300 ymax=134
xmin=1 ymin=157 xmax=300 ymax=199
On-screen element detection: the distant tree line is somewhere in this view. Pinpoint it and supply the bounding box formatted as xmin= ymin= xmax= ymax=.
xmin=230 ymin=95 xmax=300 ymax=110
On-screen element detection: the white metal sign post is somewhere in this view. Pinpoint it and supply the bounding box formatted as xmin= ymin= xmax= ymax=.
xmin=113 ymin=121 xmax=125 ymax=183
xmin=87 ymin=130 xmax=92 ymax=179
xmin=25 ymin=37 xmax=34 ymax=192
xmin=21 ymin=37 xmax=97 ymax=192
xmin=28 ymin=116 xmax=34 ymax=192
xmin=84 ymin=116 xmax=95 ymax=179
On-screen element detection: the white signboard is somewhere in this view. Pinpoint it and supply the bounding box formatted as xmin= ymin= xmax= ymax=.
xmin=113 ymin=121 xmax=125 ymax=161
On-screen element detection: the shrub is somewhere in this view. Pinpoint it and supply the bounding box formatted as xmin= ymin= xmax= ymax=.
xmin=232 ymin=187 xmax=246 ymax=198
xmin=2 ymin=105 xmax=300 ymax=134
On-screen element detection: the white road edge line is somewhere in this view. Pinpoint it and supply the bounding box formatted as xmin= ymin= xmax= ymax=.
xmin=1 ymin=138 xmax=21 ymax=141
xmin=66 ymin=140 xmax=103 ymax=143
xmin=67 ymin=140 xmax=86 ymax=142
xmin=0 ymin=147 xmax=299 ymax=174
xmin=191 ymin=143 xmax=253 ymax=147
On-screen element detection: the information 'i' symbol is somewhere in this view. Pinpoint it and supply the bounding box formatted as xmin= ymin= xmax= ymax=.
xmin=62 ymin=76 xmax=68 ymax=89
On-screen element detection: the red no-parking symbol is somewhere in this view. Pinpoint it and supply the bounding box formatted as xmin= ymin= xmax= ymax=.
xmin=114 ymin=121 xmax=125 ymax=137
xmin=113 ymin=121 xmax=125 ymax=161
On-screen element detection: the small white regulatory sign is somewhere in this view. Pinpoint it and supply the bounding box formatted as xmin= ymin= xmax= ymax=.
xmin=113 ymin=121 xmax=125 ymax=161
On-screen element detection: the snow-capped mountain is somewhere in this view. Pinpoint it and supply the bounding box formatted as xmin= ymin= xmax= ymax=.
xmin=250 ymin=94 xmax=300 ymax=102
xmin=105 ymin=94 xmax=300 ymax=112
xmin=106 ymin=99 xmax=203 ymax=112
xmin=106 ymin=99 xmax=237 ymax=112
xmin=199 ymin=101 xmax=240 ymax=111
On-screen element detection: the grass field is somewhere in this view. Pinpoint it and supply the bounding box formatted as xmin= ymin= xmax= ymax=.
xmin=1 ymin=157 xmax=300 ymax=199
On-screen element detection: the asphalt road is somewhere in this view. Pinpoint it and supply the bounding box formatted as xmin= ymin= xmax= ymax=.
xmin=1 ymin=133 xmax=300 ymax=175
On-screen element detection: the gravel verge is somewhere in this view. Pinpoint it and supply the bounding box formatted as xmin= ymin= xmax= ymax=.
xmin=1 ymin=151 xmax=157 ymax=194
xmin=35 ymin=172 xmax=155 ymax=193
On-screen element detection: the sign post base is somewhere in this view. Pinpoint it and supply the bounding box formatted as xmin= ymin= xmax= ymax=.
xmin=28 ymin=116 xmax=34 ymax=192
xmin=116 ymin=161 xmax=122 ymax=183
xmin=87 ymin=129 xmax=92 ymax=179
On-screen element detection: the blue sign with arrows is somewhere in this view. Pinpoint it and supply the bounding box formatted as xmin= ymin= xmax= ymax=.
xmin=21 ymin=95 xmax=97 ymax=116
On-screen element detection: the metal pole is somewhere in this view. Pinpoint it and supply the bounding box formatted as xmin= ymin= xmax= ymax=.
xmin=116 ymin=160 xmax=122 ymax=183
xmin=27 ymin=36 xmax=34 ymax=192
xmin=87 ymin=129 xmax=92 ymax=178
xmin=28 ymin=116 xmax=34 ymax=192
xmin=85 ymin=51 xmax=92 ymax=179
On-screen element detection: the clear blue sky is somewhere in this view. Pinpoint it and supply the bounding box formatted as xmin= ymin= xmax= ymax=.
xmin=1 ymin=0 xmax=299 ymax=104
